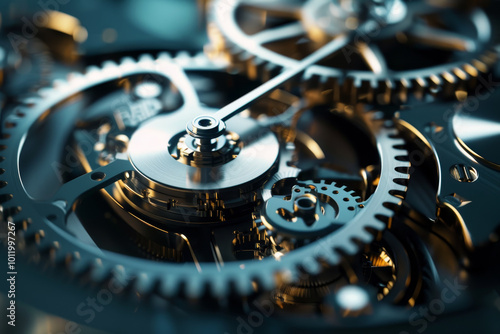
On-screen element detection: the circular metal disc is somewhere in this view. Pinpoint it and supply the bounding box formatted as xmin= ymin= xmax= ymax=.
xmin=128 ymin=111 xmax=280 ymax=191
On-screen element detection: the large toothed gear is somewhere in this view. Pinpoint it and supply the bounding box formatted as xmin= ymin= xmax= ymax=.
xmin=0 ymin=53 xmax=409 ymax=301
xmin=208 ymin=0 xmax=499 ymax=104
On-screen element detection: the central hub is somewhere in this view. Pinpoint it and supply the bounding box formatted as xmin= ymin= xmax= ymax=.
xmin=123 ymin=109 xmax=280 ymax=224
xmin=168 ymin=114 xmax=239 ymax=167
xmin=294 ymin=194 xmax=319 ymax=226
xmin=187 ymin=115 xmax=226 ymax=139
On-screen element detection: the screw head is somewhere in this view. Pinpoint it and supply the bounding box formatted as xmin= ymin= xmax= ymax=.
xmin=450 ymin=164 xmax=478 ymax=183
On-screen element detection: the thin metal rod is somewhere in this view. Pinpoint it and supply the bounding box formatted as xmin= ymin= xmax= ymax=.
xmin=213 ymin=34 xmax=350 ymax=122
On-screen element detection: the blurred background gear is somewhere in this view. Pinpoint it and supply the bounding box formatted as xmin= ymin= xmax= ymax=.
xmin=208 ymin=0 xmax=499 ymax=104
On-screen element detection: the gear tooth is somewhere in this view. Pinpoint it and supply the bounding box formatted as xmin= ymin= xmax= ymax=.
xmin=396 ymin=160 xmax=411 ymax=168
xmin=280 ymin=268 xmax=297 ymax=284
xmin=471 ymin=59 xmax=489 ymax=74
xmin=452 ymin=67 xmax=469 ymax=82
xmin=395 ymin=78 xmax=410 ymax=104
xmin=380 ymin=205 xmax=397 ymax=217
xmin=391 ymin=181 xmax=408 ymax=192
xmin=102 ymin=60 xmax=118 ymax=69
xmin=463 ymin=63 xmax=480 ymax=79
xmin=441 ymin=71 xmax=457 ymax=84
xmin=253 ymin=271 xmax=276 ymax=291
xmin=235 ymin=276 xmax=253 ymax=296
xmin=138 ymin=54 xmax=155 ymax=64
xmin=4 ymin=213 xmax=14 ymax=226
xmin=0 ymin=191 xmax=13 ymax=204
xmin=4 ymin=115 xmax=20 ymax=125
xmin=394 ymin=171 xmax=410 ymax=180
xmin=373 ymin=79 xmax=393 ymax=105
xmin=389 ymin=138 xmax=405 ymax=147
xmin=67 ymin=71 xmax=85 ymax=83
xmin=428 ymin=74 xmax=442 ymax=92
xmin=38 ymin=87 xmax=54 ymax=97
xmin=159 ymin=277 xmax=180 ymax=297
xmin=157 ymin=52 xmax=172 ymax=62
xmin=355 ymin=229 xmax=373 ymax=244
xmin=19 ymin=96 xmax=42 ymax=107
xmin=65 ymin=251 xmax=87 ymax=274
xmin=412 ymin=77 xmax=427 ymax=99
xmin=440 ymin=71 xmax=458 ymax=97
xmin=90 ymin=258 xmax=110 ymax=283
xmin=120 ymin=56 xmax=136 ymax=65
xmin=479 ymin=51 xmax=498 ymax=73
xmin=301 ymin=257 xmax=321 ymax=275
xmin=110 ymin=265 xmax=132 ymax=286
xmin=134 ymin=273 xmax=155 ymax=295
xmin=52 ymin=78 xmax=67 ymax=88
xmin=48 ymin=241 xmax=66 ymax=263
xmin=341 ymin=240 xmax=359 ymax=256
xmin=185 ymin=276 xmax=206 ymax=299
xmin=356 ymin=79 xmax=374 ymax=103
xmin=32 ymin=228 xmax=46 ymax=245
xmin=302 ymin=70 xmax=314 ymax=82
xmin=353 ymin=77 xmax=363 ymax=88
xmin=86 ymin=65 xmax=101 ymax=74
xmin=210 ymin=277 xmax=229 ymax=298
xmin=67 ymin=257 xmax=90 ymax=275
xmin=393 ymin=148 xmax=409 ymax=157
xmin=174 ymin=51 xmax=192 ymax=66
xmin=367 ymin=218 xmax=386 ymax=231
xmin=389 ymin=188 xmax=407 ymax=200
xmin=318 ymin=249 xmax=340 ymax=266
xmin=193 ymin=52 xmax=212 ymax=66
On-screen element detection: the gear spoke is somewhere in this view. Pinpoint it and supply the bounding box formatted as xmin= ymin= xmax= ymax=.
xmin=357 ymin=43 xmax=389 ymax=75
xmin=252 ymin=22 xmax=306 ymax=45
xmin=49 ymin=158 xmax=133 ymax=213
xmin=406 ymin=23 xmax=477 ymax=52
xmin=213 ymin=34 xmax=350 ymax=122
xmin=164 ymin=62 xmax=202 ymax=110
